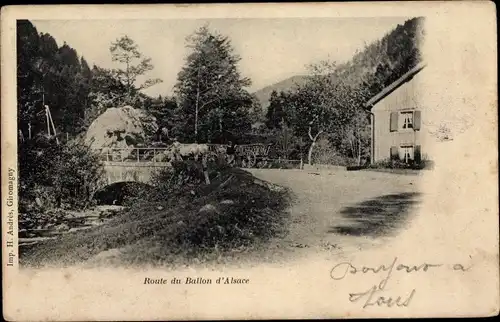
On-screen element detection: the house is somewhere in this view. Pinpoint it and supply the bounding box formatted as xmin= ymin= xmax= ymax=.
xmin=364 ymin=62 xmax=429 ymax=164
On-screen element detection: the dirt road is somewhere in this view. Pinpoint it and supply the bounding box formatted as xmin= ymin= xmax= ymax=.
xmin=247 ymin=168 xmax=422 ymax=262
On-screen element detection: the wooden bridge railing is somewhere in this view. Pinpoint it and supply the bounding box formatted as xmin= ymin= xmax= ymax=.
xmin=95 ymin=144 xmax=303 ymax=168
xmin=97 ymin=148 xmax=171 ymax=163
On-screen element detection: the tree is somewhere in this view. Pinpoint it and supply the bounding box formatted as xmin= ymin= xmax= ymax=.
xmin=291 ymin=62 xmax=342 ymax=165
xmin=109 ymin=35 xmax=162 ymax=103
xmin=248 ymin=95 xmax=264 ymax=126
xmin=174 ymin=25 xmax=253 ymax=143
xmin=17 ymin=21 xmax=93 ymax=140
xmin=85 ymin=65 xmax=128 ymax=127
xmin=17 ymin=20 xmax=43 ymax=141
xmin=263 ymin=17 xmax=424 ymax=166
xmin=146 ymin=95 xmax=178 ymax=142
xmin=18 ymin=134 xmax=104 ymax=209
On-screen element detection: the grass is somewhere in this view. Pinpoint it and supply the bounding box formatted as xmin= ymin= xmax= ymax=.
xmin=20 ymin=168 xmax=290 ymax=268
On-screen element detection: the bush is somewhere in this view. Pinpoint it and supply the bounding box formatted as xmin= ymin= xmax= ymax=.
xmin=369 ymin=157 xmax=434 ymax=170
xmin=346 ymin=165 xmax=368 ymax=171
xmin=19 ymin=135 xmax=105 ymax=210
xmin=311 ymin=138 xmax=358 ymax=166
xmin=265 ymin=160 xmax=301 ymax=169
xmin=21 ymin=167 xmax=291 ymax=267
xmin=149 ymin=157 xmax=230 ymax=201
xmin=55 ymin=139 xmax=106 ymax=208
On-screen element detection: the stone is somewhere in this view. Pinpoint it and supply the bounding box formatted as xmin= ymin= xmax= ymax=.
xmin=35 ymin=197 xmax=43 ymax=208
xmin=55 ymin=223 xmax=70 ymax=231
xmin=220 ymin=199 xmax=235 ymax=205
xmin=198 ymin=204 xmax=219 ymax=214
xmin=84 ymin=105 xmax=158 ymax=158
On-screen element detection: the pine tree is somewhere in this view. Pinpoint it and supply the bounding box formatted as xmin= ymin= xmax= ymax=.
xmin=173 ymin=25 xmax=253 ymax=143
xmin=17 ymin=20 xmax=42 ymax=141
xmin=109 ymin=35 xmax=162 ymax=104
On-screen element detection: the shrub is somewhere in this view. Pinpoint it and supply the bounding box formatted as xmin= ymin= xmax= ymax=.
xmin=18 ymin=135 xmax=105 ymax=210
xmin=54 ymin=139 xmax=106 ymax=208
xmin=21 ymin=167 xmax=290 ymax=267
xmin=346 ymin=165 xmax=367 ymax=171
xmin=369 ymin=157 xmax=434 ymax=170
xmin=265 ymin=160 xmax=301 ymax=169
xmin=149 ymin=157 xmax=230 ymax=200
xmin=311 ymin=138 xmax=357 ymax=166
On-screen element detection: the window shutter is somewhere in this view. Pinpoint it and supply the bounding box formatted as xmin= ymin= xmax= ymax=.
xmin=414 ymin=145 xmax=422 ymax=163
xmin=413 ymin=110 xmax=421 ymax=130
xmin=390 ymin=112 xmax=398 ymax=132
xmin=390 ymin=146 xmax=398 ymax=160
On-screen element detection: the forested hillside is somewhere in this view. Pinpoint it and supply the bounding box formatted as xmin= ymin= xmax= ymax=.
xmin=17 ymin=17 xmax=428 ymax=268
xmin=17 ymin=20 xmax=168 ymax=142
xmin=264 ymin=17 xmax=425 ymax=165
xmin=17 ymin=20 xmax=92 ymax=139
xmin=333 ymin=16 xmax=425 ymax=96
xmin=260 ymin=17 xmax=424 ymax=110
xmin=253 ymin=75 xmax=309 ymax=112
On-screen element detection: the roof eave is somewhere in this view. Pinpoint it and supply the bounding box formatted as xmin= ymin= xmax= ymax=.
xmin=363 ymin=62 xmax=427 ymax=109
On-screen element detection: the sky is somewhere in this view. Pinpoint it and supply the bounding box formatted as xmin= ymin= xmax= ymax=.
xmin=32 ymin=17 xmax=410 ymax=97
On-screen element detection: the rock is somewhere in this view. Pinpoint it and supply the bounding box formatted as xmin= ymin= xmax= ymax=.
xmin=87 ymin=248 xmax=124 ymax=266
xmin=290 ymin=242 xmax=309 ymax=248
xmin=157 ymin=206 xmax=164 ymax=210
xmin=220 ymin=199 xmax=235 ymax=205
xmin=35 ymin=197 xmax=43 ymax=208
xmin=84 ymin=105 xmax=158 ymax=157
xmin=55 ymin=223 xmax=70 ymax=231
xmin=198 ymin=204 xmax=219 ymax=215
xmin=253 ymin=179 xmax=284 ymax=192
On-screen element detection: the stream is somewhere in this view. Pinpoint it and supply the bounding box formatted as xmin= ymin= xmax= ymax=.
xmin=18 ymin=205 xmax=126 ymax=249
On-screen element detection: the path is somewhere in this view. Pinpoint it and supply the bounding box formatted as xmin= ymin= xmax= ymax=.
xmin=247 ymin=168 xmax=422 ymax=261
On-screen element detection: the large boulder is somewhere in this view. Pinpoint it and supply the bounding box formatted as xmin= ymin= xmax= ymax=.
xmin=85 ymin=106 xmax=158 ymax=158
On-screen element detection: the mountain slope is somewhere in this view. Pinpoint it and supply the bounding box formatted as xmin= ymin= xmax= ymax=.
xmin=253 ymin=75 xmax=309 ymax=110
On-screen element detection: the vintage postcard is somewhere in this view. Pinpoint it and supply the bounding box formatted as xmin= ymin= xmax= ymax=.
xmin=1 ymin=2 xmax=498 ymax=320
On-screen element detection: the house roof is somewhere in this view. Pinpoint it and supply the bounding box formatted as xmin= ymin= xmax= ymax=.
xmin=364 ymin=62 xmax=427 ymax=109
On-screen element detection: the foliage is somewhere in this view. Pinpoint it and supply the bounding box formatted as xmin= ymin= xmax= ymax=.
xmin=265 ymin=124 xmax=306 ymax=160
xmin=265 ymin=61 xmax=367 ymax=165
xmin=83 ymin=66 xmax=129 ymax=129
xmin=17 ymin=20 xmax=92 ymax=139
xmin=248 ymin=95 xmax=265 ymax=125
xmin=21 ymin=168 xmax=290 ymax=267
xmin=263 ymin=17 xmax=425 ymax=165
xmin=19 ymin=135 xmax=105 ymax=211
xmin=150 ymin=157 xmax=230 ymax=200
xmin=265 ymin=160 xmax=302 ymax=170
xmin=173 ymin=25 xmax=253 ymax=143
xmin=145 ymin=95 xmax=178 ymax=142
xmin=109 ymin=35 xmax=163 ymax=103
xmin=311 ymin=138 xmax=355 ymax=166
xmin=266 ymin=90 xmax=295 ymax=129
xmin=369 ymin=157 xmax=434 ymax=170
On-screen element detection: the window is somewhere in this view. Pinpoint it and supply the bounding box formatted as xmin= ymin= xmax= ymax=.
xmin=400 ymin=111 xmax=414 ymax=130
xmin=399 ymin=146 xmax=414 ymax=163
xmin=390 ymin=110 xmax=421 ymax=132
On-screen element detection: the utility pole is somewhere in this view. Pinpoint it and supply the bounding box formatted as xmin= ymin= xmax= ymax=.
xmin=43 ymin=92 xmax=50 ymax=136
xmin=45 ymin=104 xmax=59 ymax=145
